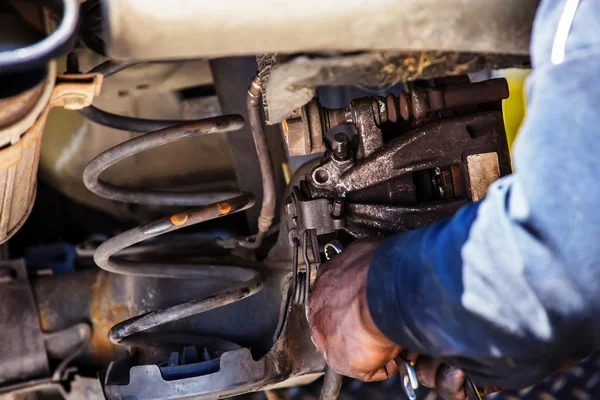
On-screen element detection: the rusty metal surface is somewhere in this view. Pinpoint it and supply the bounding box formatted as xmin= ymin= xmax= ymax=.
xmin=0 ymin=63 xmax=56 ymax=244
xmin=0 ymin=61 xmax=108 ymax=244
xmin=51 ymin=73 xmax=103 ymax=110
xmin=103 ymin=0 xmax=538 ymax=60
xmin=262 ymin=51 xmax=529 ymax=124
xmin=283 ymin=100 xmax=326 ymax=157
xmin=32 ymin=270 xmax=132 ymax=368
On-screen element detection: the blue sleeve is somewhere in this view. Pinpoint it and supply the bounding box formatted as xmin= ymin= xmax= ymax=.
xmin=367 ymin=0 xmax=600 ymax=388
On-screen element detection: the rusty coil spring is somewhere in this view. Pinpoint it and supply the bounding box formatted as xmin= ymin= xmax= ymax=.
xmin=78 ymin=60 xmax=266 ymax=345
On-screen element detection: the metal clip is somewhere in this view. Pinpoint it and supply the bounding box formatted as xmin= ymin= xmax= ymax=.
xmin=398 ymin=357 xmax=419 ymax=400
xmin=51 ymin=73 xmax=103 ymax=110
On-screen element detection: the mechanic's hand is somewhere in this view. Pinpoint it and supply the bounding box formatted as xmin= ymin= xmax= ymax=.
xmin=415 ymin=357 xmax=502 ymax=400
xmin=307 ymin=239 xmax=402 ymax=381
xmin=307 ymin=239 xmax=503 ymax=398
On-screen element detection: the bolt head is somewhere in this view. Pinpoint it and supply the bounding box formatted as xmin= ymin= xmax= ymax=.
xmin=332 ymin=133 xmax=350 ymax=160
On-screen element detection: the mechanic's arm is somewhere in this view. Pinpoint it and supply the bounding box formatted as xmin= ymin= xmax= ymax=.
xmin=309 ymin=0 xmax=600 ymax=392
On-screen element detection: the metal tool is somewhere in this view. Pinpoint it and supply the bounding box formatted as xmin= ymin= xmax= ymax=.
xmin=465 ymin=376 xmax=483 ymax=400
xmin=324 ymin=240 xmax=344 ymax=261
xmin=397 ymin=355 xmax=419 ymax=400
xmin=318 ymin=240 xmax=345 ymax=400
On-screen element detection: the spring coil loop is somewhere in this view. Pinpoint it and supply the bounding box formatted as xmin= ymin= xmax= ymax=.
xmin=78 ymin=60 xmax=268 ymax=345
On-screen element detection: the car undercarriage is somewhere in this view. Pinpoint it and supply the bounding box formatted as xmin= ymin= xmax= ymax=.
xmin=1 ymin=1 xmax=597 ymax=400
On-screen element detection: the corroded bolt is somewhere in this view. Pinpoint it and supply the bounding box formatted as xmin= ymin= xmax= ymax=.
xmin=332 ymin=133 xmax=350 ymax=160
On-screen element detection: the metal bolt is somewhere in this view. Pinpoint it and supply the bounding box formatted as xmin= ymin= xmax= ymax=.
xmin=62 ymin=94 xmax=87 ymax=110
xmin=332 ymin=133 xmax=350 ymax=160
xmin=331 ymin=198 xmax=343 ymax=217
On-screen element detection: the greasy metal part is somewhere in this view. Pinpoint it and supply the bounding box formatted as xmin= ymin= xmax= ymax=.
xmin=241 ymin=75 xmax=277 ymax=247
xmin=346 ymin=202 xmax=467 ymax=234
xmin=290 ymin=187 xmax=346 ymax=235
xmin=103 ymin=302 xmax=326 ymax=400
xmin=283 ymin=80 xmax=510 ymax=161
xmin=283 ymin=100 xmax=353 ymax=157
xmin=262 ymin=52 xmax=528 ymax=124
xmin=334 ymin=111 xmax=511 ymax=195
xmin=320 ymin=368 xmax=343 ymax=400
xmin=284 ymin=78 xmax=512 ymax=259
xmin=51 ymin=73 xmax=103 ymax=110
xmin=282 ymin=99 xmax=330 ymax=157
xmin=351 ymin=98 xmax=384 ymax=160
xmin=0 ymin=0 xmax=78 ymax=74
xmin=103 ymin=0 xmax=538 ymax=60
xmin=83 ymin=116 xmax=245 ymax=206
xmin=0 ymin=259 xmax=49 ymax=386
xmin=403 ymin=78 xmax=510 ymax=121
xmin=331 ymin=133 xmax=350 ymax=161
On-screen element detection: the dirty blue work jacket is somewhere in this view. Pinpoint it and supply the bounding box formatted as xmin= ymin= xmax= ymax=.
xmin=367 ymin=0 xmax=600 ymax=388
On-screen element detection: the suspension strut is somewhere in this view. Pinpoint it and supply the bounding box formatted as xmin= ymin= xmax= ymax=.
xmin=76 ymin=58 xmax=275 ymax=346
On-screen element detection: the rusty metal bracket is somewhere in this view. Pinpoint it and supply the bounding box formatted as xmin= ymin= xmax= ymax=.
xmin=51 ymin=73 xmax=103 ymax=110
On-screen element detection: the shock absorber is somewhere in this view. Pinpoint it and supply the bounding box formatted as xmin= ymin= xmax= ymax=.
xmin=76 ymin=58 xmax=275 ymax=347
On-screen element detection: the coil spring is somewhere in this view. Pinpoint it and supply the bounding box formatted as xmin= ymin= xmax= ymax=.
xmin=76 ymin=59 xmax=270 ymax=346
